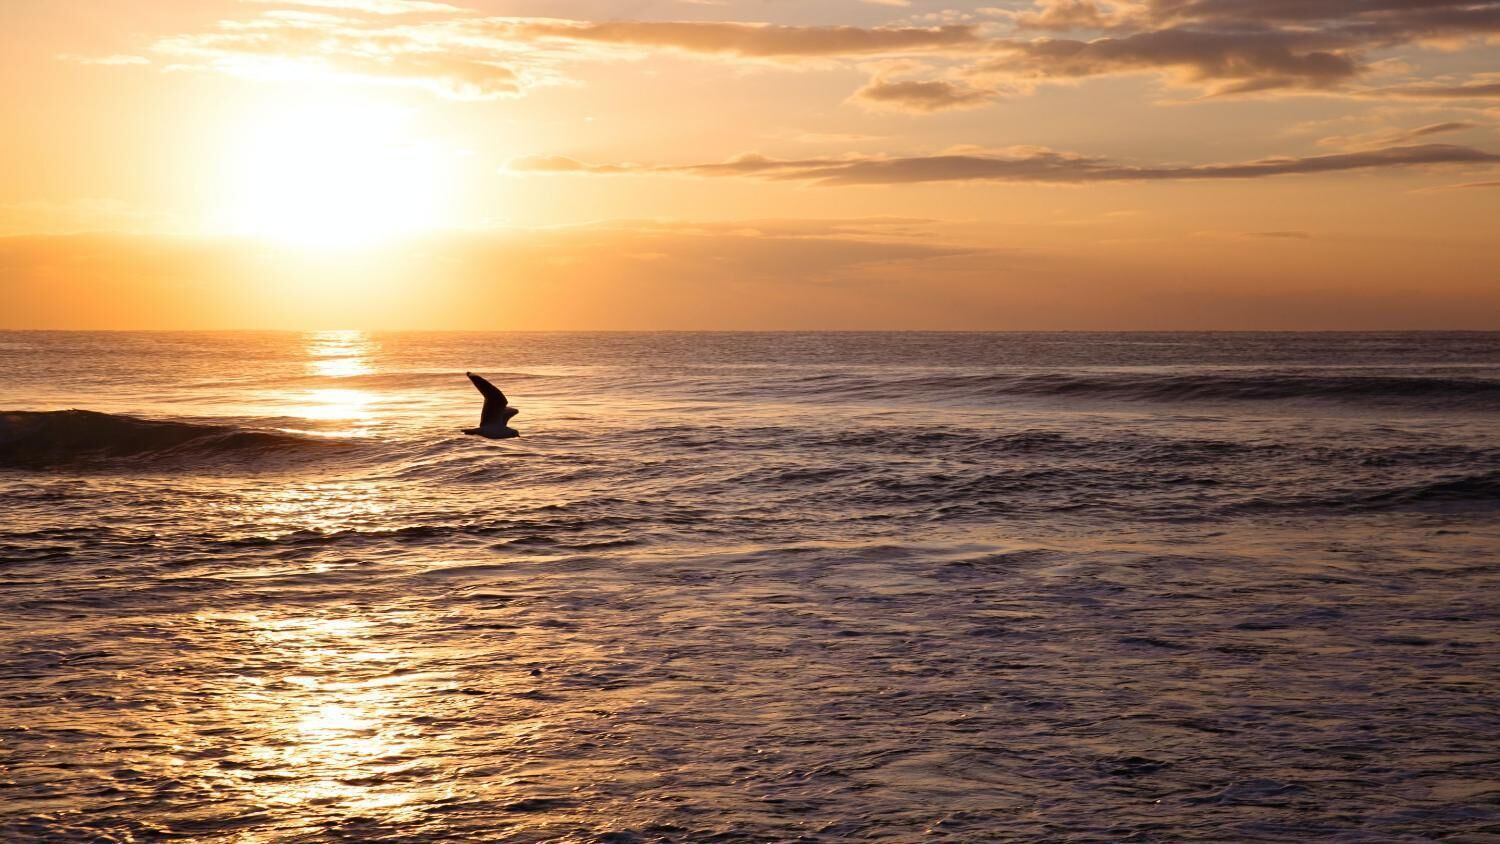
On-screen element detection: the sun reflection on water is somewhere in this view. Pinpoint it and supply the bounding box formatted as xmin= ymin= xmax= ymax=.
xmin=296 ymin=388 xmax=374 ymax=422
xmin=305 ymin=330 xmax=377 ymax=373
xmin=206 ymin=613 xmax=448 ymax=824
xmin=311 ymin=356 xmax=373 ymax=378
xmin=292 ymin=330 xmax=380 ymax=433
xmin=238 ymin=482 xmax=393 ymax=535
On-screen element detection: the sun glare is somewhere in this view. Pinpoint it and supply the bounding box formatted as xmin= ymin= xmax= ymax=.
xmin=215 ymin=99 xmax=453 ymax=247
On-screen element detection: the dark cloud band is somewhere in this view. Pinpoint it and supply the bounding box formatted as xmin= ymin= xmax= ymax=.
xmin=512 ymin=143 xmax=1500 ymax=186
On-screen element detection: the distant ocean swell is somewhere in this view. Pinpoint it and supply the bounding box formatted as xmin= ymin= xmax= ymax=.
xmin=710 ymin=370 xmax=1500 ymax=408
xmin=4 ymin=411 xmax=1495 ymax=525
xmin=104 ymin=367 xmax=1498 ymax=410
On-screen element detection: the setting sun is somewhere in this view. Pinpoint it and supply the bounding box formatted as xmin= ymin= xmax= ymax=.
xmin=213 ymin=99 xmax=453 ymax=246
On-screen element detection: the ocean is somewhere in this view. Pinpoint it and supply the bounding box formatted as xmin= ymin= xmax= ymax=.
xmin=2 ymin=331 xmax=1498 ymax=842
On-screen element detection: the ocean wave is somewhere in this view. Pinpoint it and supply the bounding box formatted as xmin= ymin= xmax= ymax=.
xmin=0 ymin=410 xmax=349 ymax=469
xmin=284 ymin=370 xmax=556 ymax=389
xmin=1236 ymin=470 xmax=1500 ymax=514
xmin=733 ymin=370 xmax=1500 ymax=408
xmin=1340 ymin=470 xmax=1500 ymax=510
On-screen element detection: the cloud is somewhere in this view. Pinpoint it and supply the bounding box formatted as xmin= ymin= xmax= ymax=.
xmin=1140 ymin=0 xmax=1500 ymax=32
xmin=147 ymin=10 xmax=988 ymax=102
xmin=1398 ymin=121 xmax=1482 ymax=140
xmin=153 ymin=13 xmax=534 ymax=99
xmin=127 ymin=0 xmax=1500 ymax=107
xmin=1012 ymin=0 xmax=1130 ymax=31
xmin=1369 ymin=81 xmax=1500 ymax=100
xmin=239 ymin=0 xmax=463 ymax=14
xmin=1250 ymin=230 xmax=1312 ymax=239
xmin=511 ymin=143 xmax=1500 ymax=185
xmin=1317 ymin=120 xmax=1482 ymax=151
xmin=979 ymin=29 xmax=1363 ymax=94
xmin=849 ymin=77 xmax=1002 ymax=112
xmin=978 ymin=0 xmax=1500 ymax=96
xmin=497 ymin=20 xmax=983 ymax=59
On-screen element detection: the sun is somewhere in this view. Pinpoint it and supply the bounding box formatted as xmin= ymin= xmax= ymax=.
xmin=214 ymin=98 xmax=454 ymax=247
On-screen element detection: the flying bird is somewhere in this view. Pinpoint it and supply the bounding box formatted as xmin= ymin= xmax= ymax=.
xmin=463 ymin=372 xmax=520 ymax=439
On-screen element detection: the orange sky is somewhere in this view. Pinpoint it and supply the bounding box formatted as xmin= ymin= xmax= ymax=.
xmin=2 ymin=0 xmax=1498 ymax=329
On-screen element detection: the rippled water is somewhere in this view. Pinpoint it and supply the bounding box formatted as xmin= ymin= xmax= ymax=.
xmin=2 ymin=331 xmax=1499 ymax=842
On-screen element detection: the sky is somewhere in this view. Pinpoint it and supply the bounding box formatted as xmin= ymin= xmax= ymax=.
xmin=2 ymin=0 xmax=1498 ymax=329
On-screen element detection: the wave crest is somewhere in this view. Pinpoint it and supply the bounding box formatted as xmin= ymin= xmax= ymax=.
xmin=0 ymin=410 xmax=346 ymax=469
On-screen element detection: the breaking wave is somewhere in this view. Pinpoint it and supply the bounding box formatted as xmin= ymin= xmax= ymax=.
xmin=0 ymin=410 xmax=348 ymax=469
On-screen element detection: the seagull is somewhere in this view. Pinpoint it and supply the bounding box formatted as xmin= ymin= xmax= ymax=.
xmin=463 ymin=372 xmax=520 ymax=439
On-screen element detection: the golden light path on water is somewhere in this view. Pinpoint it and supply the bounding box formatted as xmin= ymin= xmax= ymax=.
xmin=307 ymin=331 xmax=375 ymax=379
xmin=238 ymin=483 xmax=395 ymax=539
xmin=196 ymin=331 xmax=521 ymax=839
xmin=242 ymin=335 xmax=405 ymax=803
xmin=288 ymin=330 xmax=379 ymax=433
xmin=154 ymin=609 xmax=472 ymax=843
xmin=239 ymin=618 xmax=441 ymax=824
xmin=188 ymin=334 xmax=436 ymax=834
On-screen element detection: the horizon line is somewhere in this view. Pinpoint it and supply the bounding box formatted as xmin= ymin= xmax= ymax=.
xmin=3 ymin=328 xmax=1499 ymax=335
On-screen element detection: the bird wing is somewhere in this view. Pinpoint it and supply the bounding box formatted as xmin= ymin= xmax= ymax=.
xmin=467 ymin=372 xmax=516 ymax=427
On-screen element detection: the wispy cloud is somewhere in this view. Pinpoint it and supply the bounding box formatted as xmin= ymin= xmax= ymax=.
xmin=986 ymin=0 xmax=1500 ymax=97
xmin=849 ymin=77 xmax=1002 ymax=112
xmin=1367 ymin=81 xmax=1500 ymax=100
xmin=239 ymin=0 xmax=464 ymax=15
xmin=146 ymin=11 xmax=987 ymax=101
xmin=152 ymin=13 xmax=535 ymax=99
xmin=1317 ymin=120 xmax=1483 ymax=151
xmin=978 ymin=29 xmax=1363 ymax=96
xmin=511 ymin=143 xmax=1500 ymax=185
xmin=109 ymin=0 xmax=1500 ymax=107
xmin=1010 ymin=0 xmax=1136 ymax=32
xmin=496 ymin=19 xmax=983 ymax=59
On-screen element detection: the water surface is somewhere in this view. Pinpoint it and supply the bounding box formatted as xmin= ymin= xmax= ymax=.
xmin=2 ymin=331 xmax=1499 ymax=842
